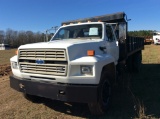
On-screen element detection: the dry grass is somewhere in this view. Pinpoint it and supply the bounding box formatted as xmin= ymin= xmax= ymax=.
xmin=0 ymin=49 xmax=16 ymax=65
xmin=0 ymin=45 xmax=160 ymax=119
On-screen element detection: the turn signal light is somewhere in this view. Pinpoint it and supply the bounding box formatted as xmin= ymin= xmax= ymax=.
xmin=15 ymin=50 xmax=18 ymax=55
xmin=87 ymin=50 xmax=95 ymax=56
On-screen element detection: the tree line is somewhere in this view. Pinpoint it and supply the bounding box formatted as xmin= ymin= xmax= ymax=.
xmin=128 ymin=30 xmax=154 ymax=39
xmin=0 ymin=29 xmax=54 ymax=48
xmin=0 ymin=29 xmax=155 ymax=48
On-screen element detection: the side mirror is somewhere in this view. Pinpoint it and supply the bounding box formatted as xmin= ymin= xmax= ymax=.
xmin=119 ymin=23 xmax=127 ymax=42
xmin=115 ymin=30 xmax=119 ymax=39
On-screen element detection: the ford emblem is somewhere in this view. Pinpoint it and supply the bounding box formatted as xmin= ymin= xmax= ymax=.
xmin=35 ymin=59 xmax=45 ymax=64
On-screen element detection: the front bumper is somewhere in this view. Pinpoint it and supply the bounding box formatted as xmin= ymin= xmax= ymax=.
xmin=10 ymin=75 xmax=98 ymax=103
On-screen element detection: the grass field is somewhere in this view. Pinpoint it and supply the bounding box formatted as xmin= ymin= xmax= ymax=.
xmin=0 ymin=45 xmax=160 ymax=119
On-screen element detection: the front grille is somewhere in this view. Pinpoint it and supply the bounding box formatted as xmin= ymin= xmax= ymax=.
xmin=18 ymin=49 xmax=67 ymax=76
xmin=19 ymin=49 xmax=67 ymax=61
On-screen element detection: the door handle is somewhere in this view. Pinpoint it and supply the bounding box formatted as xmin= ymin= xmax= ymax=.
xmin=99 ymin=46 xmax=106 ymax=51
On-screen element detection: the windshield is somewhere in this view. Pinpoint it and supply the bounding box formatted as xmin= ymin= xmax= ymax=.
xmin=51 ymin=24 xmax=102 ymax=41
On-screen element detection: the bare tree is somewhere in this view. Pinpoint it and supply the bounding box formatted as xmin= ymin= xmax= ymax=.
xmin=0 ymin=28 xmax=46 ymax=48
xmin=0 ymin=30 xmax=5 ymax=44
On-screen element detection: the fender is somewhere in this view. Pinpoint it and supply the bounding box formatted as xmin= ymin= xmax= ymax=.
xmin=70 ymin=53 xmax=116 ymax=84
xmin=94 ymin=54 xmax=116 ymax=84
xmin=10 ymin=55 xmax=22 ymax=78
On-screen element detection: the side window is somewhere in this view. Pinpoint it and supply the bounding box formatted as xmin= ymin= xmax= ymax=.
xmin=106 ymin=25 xmax=115 ymax=41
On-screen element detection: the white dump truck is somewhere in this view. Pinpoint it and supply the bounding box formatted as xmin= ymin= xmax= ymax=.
xmin=10 ymin=12 xmax=144 ymax=115
xmin=153 ymin=31 xmax=160 ymax=45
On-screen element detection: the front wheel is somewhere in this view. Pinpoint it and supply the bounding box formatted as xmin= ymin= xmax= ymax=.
xmin=88 ymin=71 xmax=111 ymax=115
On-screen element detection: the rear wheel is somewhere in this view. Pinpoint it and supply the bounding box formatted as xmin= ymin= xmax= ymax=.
xmin=126 ymin=56 xmax=133 ymax=73
xmin=126 ymin=51 xmax=142 ymax=73
xmin=133 ymin=51 xmax=142 ymax=72
xmin=88 ymin=71 xmax=111 ymax=115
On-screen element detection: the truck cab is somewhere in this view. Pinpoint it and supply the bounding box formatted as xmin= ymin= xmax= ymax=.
xmin=52 ymin=22 xmax=119 ymax=63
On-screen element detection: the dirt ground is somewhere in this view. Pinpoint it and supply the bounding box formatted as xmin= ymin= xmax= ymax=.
xmin=0 ymin=83 xmax=89 ymax=119
xmin=0 ymin=65 xmax=89 ymax=119
xmin=0 ymin=45 xmax=160 ymax=119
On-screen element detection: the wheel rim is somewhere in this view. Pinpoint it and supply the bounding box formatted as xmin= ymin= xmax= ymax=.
xmin=101 ymin=80 xmax=111 ymax=106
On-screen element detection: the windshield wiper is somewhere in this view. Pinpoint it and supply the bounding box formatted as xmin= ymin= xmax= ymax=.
xmin=52 ymin=38 xmax=62 ymax=40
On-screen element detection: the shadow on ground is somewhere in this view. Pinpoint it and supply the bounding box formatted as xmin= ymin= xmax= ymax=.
xmin=29 ymin=64 xmax=160 ymax=119
xmin=130 ymin=64 xmax=160 ymax=118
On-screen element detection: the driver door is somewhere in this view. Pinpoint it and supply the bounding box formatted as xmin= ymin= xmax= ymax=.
xmin=105 ymin=24 xmax=119 ymax=62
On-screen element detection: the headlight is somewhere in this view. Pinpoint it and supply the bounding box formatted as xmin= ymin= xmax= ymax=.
xmin=81 ymin=65 xmax=93 ymax=75
xmin=11 ymin=62 xmax=18 ymax=69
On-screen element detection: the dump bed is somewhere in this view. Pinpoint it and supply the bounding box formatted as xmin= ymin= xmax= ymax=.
xmin=62 ymin=12 xmax=144 ymax=62
xmin=62 ymin=12 xmax=126 ymax=25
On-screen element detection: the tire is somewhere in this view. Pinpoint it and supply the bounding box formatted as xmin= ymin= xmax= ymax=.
xmin=133 ymin=51 xmax=142 ymax=73
xmin=126 ymin=56 xmax=133 ymax=73
xmin=88 ymin=71 xmax=111 ymax=115
xmin=116 ymin=63 xmax=126 ymax=86
xmin=126 ymin=51 xmax=142 ymax=73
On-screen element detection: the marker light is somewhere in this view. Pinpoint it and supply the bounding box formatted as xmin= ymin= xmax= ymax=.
xmin=87 ymin=50 xmax=95 ymax=56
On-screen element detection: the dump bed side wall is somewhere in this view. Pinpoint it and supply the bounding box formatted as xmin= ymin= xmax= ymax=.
xmin=126 ymin=36 xmax=144 ymax=57
xmin=118 ymin=36 xmax=144 ymax=62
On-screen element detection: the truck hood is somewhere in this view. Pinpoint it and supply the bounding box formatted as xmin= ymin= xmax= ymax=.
xmin=19 ymin=39 xmax=100 ymax=49
xmin=19 ymin=39 xmax=104 ymax=61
